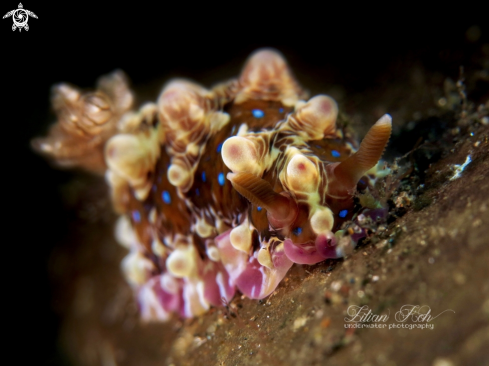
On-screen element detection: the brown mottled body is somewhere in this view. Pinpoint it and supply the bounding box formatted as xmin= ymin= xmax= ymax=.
xmin=128 ymin=98 xmax=298 ymax=255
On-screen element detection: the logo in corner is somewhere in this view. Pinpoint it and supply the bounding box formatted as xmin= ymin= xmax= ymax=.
xmin=3 ymin=3 xmax=37 ymax=32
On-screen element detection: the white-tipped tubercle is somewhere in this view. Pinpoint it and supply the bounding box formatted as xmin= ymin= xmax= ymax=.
xmin=257 ymin=248 xmax=274 ymax=269
xmin=166 ymin=244 xmax=198 ymax=278
xmin=121 ymin=250 xmax=156 ymax=287
xmin=292 ymin=95 xmax=338 ymax=139
xmin=240 ymin=49 xmax=288 ymax=85
xmin=195 ymin=217 xmax=214 ymax=238
xmin=167 ymin=162 xmax=191 ymax=188
xmin=206 ymin=245 xmax=221 ymax=262
xmin=152 ymin=238 xmax=167 ymax=257
xmin=115 ymin=215 xmax=137 ymax=249
xmin=286 ymin=154 xmax=319 ymax=193
xmin=106 ymin=135 xmax=145 ymax=181
xmin=235 ymin=48 xmax=304 ymax=106
xmin=158 ymin=80 xmax=208 ymax=120
xmin=105 ymin=125 xmax=160 ymax=201
xmin=229 ymin=222 xmax=253 ymax=253
xmin=157 ymin=80 xmax=211 ymax=154
xmin=221 ymin=136 xmax=260 ymax=175
xmin=310 ymin=207 xmax=334 ymax=234
xmin=53 ymin=83 xmax=80 ymax=103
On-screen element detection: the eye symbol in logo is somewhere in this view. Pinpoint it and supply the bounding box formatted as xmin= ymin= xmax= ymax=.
xmin=3 ymin=3 xmax=38 ymax=32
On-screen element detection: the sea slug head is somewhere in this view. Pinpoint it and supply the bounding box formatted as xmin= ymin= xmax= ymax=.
xmin=224 ymin=110 xmax=392 ymax=265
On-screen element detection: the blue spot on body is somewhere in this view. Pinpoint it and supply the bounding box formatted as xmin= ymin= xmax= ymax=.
xmin=332 ymin=150 xmax=341 ymax=158
xmin=217 ymin=143 xmax=223 ymax=153
xmin=359 ymin=179 xmax=366 ymax=185
xmin=132 ymin=211 xmax=141 ymax=223
xmin=293 ymin=227 xmax=303 ymax=236
xmin=279 ymin=108 xmax=284 ymax=113
xmin=252 ymin=109 xmax=265 ymax=118
xmin=202 ymin=171 xmax=206 ymax=182
xmin=257 ymin=206 xmax=262 ymax=212
xmin=339 ymin=209 xmax=348 ymax=218
xmin=162 ymin=191 xmax=171 ymax=204
xmin=218 ymin=172 xmax=225 ymax=186
xmin=196 ymin=188 xmax=200 ymax=196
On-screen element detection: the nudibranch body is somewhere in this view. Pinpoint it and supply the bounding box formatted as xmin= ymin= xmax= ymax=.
xmin=34 ymin=49 xmax=391 ymax=320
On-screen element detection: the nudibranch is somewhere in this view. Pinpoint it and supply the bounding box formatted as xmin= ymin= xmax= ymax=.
xmin=33 ymin=49 xmax=391 ymax=320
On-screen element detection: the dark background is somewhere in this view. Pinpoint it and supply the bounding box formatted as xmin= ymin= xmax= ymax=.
xmin=3 ymin=2 xmax=487 ymax=364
